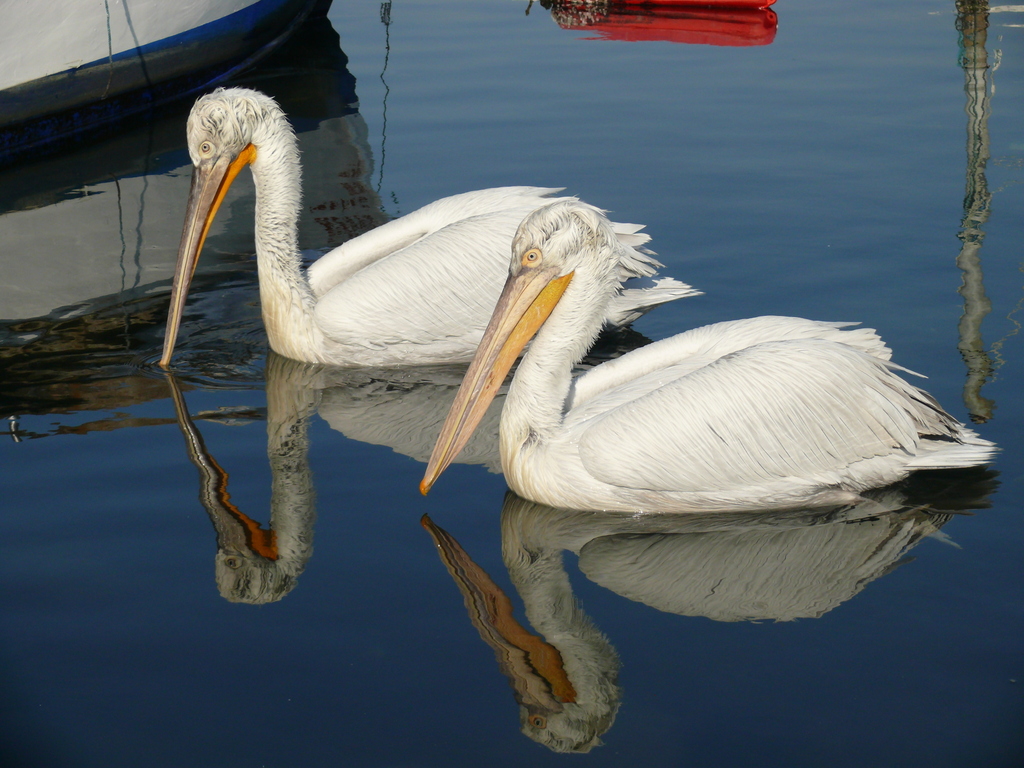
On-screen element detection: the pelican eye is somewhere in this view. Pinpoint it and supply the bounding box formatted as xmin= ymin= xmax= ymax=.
xmin=224 ymin=556 xmax=242 ymax=569
xmin=522 ymin=249 xmax=542 ymax=266
xmin=199 ymin=141 xmax=213 ymax=155
xmin=529 ymin=715 xmax=547 ymax=729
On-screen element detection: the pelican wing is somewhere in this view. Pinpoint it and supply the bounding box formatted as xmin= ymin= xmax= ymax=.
xmin=602 ymin=277 xmax=702 ymax=327
xmin=312 ymin=192 xmax=684 ymax=363
xmin=314 ymin=206 xmax=542 ymax=356
xmin=574 ymin=339 xmax=959 ymax=494
xmin=568 ymin=316 xmax=893 ymax=412
xmin=307 ymin=187 xmax=567 ymax=296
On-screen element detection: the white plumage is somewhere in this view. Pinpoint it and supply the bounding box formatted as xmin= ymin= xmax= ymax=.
xmin=422 ymin=200 xmax=996 ymax=512
xmin=159 ymin=88 xmax=696 ymax=367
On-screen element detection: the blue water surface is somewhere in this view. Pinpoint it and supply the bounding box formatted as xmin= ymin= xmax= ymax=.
xmin=2 ymin=2 xmax=1022 ymax=766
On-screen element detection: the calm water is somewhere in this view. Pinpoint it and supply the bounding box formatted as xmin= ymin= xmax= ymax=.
xmin=2 ymin=2 xmax=1022 ymax=766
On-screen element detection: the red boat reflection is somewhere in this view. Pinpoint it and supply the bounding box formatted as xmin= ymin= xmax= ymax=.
xmin=546 ymin=1 xmax=779 ymax=47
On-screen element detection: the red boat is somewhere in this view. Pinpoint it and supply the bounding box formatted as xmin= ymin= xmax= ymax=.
xmin=547 ymin=0 xmax=778 ymax=47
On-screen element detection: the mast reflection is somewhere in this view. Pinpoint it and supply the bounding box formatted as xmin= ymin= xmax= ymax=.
xmin=955 ymin=0 xmax=996 ymax=422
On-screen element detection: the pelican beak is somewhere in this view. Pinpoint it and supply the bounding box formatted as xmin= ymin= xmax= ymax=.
xmin=158 ymin=143 xmax=257 ymax=368
xmin=420 ymin=266 xmax=574 ymax=494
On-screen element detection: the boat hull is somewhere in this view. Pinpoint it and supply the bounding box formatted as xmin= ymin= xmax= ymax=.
xmin=0 ymin=0 xmax=325 ymax=158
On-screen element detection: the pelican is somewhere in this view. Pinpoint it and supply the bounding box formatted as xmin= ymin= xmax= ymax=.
xmin=159 ymin=88 xmax=697 ymax=368
xmin=421 ymin=200 xmax=997 ymax=512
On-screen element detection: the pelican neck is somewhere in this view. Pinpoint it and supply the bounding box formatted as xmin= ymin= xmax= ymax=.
xmin=248 ymin=119 xmax=325 ymax=363
xmin=501 ymin=265 xmax=614 ymax=451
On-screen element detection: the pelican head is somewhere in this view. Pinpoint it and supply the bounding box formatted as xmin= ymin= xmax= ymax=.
xmin=421 ymin=200 xmax=621 ymax=493
xmin=215 ymin=549 xmax=298 ymax=605
xmin=511 ymin=199 xmax=620 ymax=267
xmin=159 ymin=88 xmax=299 ymax=368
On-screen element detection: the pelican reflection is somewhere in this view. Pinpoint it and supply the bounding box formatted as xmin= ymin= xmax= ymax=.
xmin=167 ymin=359 xmax=318 ymax=604
xmin=168 ymin=343 xmax=651 ymax=601
xmin=422 ymin=516 xmax=582 ymax=734
xmin=273 ymin=327 xmax=650 ymax=472
xmin=424 ymin=470 xmax=996 ymax=752
xmin=423 ymin=512 xmax=619 ymax=754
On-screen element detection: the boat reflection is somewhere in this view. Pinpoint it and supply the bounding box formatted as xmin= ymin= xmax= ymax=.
xmin=0 ymin=13 xmax=382 ymax=327
xmin=537 ymin=1 xmax=778 ymax=47
xmin=0 ymin=13 xmax=386 ymax=425
xmin=424 ymin=471 xmax=997 ymax=752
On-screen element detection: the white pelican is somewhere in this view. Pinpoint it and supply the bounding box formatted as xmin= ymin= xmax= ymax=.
xmin=421 ymin=200 xmax=997 ymax=512
xmin=159 ymin=87 xmax=697 ymax=368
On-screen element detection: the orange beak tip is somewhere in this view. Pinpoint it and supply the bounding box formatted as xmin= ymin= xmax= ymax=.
xmin=419 ymin=478 xmax=432 ymax=496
